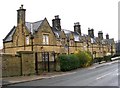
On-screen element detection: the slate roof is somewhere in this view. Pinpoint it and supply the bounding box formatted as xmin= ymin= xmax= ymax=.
xmin=3 ymin=26 xmax=16 ymax=42
xmin=52 ymin=27 xmax=61 ymax=38
xmin=63 ymin=29 xmax=72 ymax=39
xmin=52 ymin=28 xmax=81 ymax=42
xmin=73 ymin=32 xmax=80 ymax=42
xmin=3 ymin=20 xmax=44 ymax=42
xmin=102 ymin=39 xmax=114 ymax=45
xmin=53 ymin=31 xmax=60 ymax=38
xmin=3 ymin=18 xmax=115 ymax=45
xmin=90 ymin=37 xmax=98 ymax=44
xmin=62 ymin=29 xmax=82 ymax=42
xmin=25 ymin=20 xmax=43 ymax=33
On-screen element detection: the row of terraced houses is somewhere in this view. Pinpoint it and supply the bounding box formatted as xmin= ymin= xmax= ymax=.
xmin=3 ymin=5 xmax=116 ymax=59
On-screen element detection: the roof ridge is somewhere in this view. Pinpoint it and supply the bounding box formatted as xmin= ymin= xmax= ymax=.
xmin=63 ymin=29 xmax=73 ymax=32
xmin=26 ymin=20 xmax=43 ymax=24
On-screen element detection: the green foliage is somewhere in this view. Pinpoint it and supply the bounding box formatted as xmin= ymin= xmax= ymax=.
xmin=76 ymin=51 xmax=93 ymax=67
xmin=104 ymin=55 xmax=111 ymax=62
xmin=58 ymin=54 xmax=79 ymax=71
xmin=94 ymin=55 xmax=112 ymax=63
xmin=94 ymin=57 xmax=104 ymax=63
xmin=58 ymin=51 xmax=93 ymax=71
xmin=111 ymin=53 xmax=120 ymax=58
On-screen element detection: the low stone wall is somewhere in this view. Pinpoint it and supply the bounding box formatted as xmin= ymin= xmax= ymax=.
xmin=2 ymin=53 xmax=21 ymax=77
xmin=2 ymin=51 xmax=36 ymax=77
xmin=1 ymin=51 xmax=60 ymax=77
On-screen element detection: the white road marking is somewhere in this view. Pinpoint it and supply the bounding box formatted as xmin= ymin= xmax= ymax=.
xmin=96 ymin=72 xmax=112 ymax=80
xmin=96 ymin=69 xmax=118 ymax=80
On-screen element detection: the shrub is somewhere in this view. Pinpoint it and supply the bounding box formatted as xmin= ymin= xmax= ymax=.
xmin=111 ymin=53 xmax=120 ymax=58
xmin=76 ymin=51 xmax=93 ymax=67
xmin=58 ymin=51 xmax=93 ymax=71
xmin=94 ymin=55 xmax=111 ymax=63
xmin=94 ymin=57 xmax=104 ymax=63
xmin=58 ymin=54 xmax=79 ymax=71
xmin=104 ymin=55 xmax=111 ymax=62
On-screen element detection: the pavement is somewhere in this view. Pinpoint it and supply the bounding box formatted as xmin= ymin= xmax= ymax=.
xmin=2 ymin=71 xmax=72 ymax=86
xmin=1 ymin=60 xmax=119 ymax=86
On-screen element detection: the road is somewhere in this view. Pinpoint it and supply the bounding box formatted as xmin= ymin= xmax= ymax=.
xmin=7 ymin=61 xmax=120 ymax=87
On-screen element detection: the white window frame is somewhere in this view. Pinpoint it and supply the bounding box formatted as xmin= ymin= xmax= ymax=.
xmin=26 ymin=36 xmax=29 ymax=45
xmin=43 ymin=34 xmax=49 ymax=45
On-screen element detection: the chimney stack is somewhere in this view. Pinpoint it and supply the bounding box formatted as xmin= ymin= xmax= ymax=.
xmin=98 ymin=31 xmax=103 ymax=40
xmin=88 ymin=28 xmax=94 ymax=38
xmin=17 ymin=4 xmax=26 ymax=25
xmin=106 ymin=34 xmax=109 ymax=39
xmin=52 ymin=15 xmax=61 ymax=31
xmin=74 ymin=22 xmax=81 ymax=35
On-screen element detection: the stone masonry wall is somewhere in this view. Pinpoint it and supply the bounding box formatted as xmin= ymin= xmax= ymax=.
xmin=2 ymin=51 xmax=36 ymax=77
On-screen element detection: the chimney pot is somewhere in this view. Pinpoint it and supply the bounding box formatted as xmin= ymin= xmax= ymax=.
xmin=55 ymin=15 xmax=59 ymax=19
xmin=21 ymin=4 xmax=23 ymax=9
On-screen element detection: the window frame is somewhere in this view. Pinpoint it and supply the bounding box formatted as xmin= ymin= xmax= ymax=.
xmin=43 ymin=34 xmax=49 ymax=45
xmin=26 ymin=36 xmax=29 ymax=45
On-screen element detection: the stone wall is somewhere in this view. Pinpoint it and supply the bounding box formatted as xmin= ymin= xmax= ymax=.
xmin=2 ymin=51 xmax=36 ymax=77
xmin=2 ymin=53 xmax=21 ymax=77
xmin=18 ymin=51 xmax=35 ymax=76
xmin=1 ymin=51 xmax=58 ymax=77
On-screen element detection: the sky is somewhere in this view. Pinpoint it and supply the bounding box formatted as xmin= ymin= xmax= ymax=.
xmin=0 ymin=0 xmax=119 ymax=49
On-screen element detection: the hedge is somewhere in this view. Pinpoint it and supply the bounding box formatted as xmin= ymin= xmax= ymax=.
xmin=58 ymin=54 xmax=80 ymax=71
xmin=76 ymin=51 xmax=93 ymax=67
xmin=94 ymin=57 xmax=104 ymax=63
xmin=58 ymin=51 xmax=93 ymax=71
xmin=94 ymin=55 xmax=112 ymax=63
xmin=104 ymin=55 xmax=111 ymax=62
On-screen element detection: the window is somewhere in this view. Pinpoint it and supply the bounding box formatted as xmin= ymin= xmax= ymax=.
xmin=70 ymin=40 xmax=74 ymax=46
xmin=43 ymin=34 xmax=49 ymax=44
xmin=26 ymin=36 xmax=29 ymax=45
xmin=61 ymin=38 xmax=65 ymax=46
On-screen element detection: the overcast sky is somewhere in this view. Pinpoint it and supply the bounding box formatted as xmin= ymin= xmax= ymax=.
xmin=0 ymin=0 xmax=119 ymax=49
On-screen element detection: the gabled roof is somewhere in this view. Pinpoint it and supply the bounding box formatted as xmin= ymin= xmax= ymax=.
xmin=53 ymin=31 xmax=60 ymax=38
xmin=3 ymin=19 xmax=44 ymax=43
xmin=73 ymin=32 xmax=80 ymax=42
xmin=3 ymin=26 xmax=16 ymax=42
xmin=102 ymin=39 xmax=114 ymax=45
xmin=53 ymin=28 xmax=81 ymax=42
xmin=63 ymin=29 xmax=72 ymax=39
xmin=52 ymin=27 xmax=61 ymax=38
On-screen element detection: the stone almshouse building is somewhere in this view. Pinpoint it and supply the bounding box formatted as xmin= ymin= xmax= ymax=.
xmin=3 ymin=5 xmax=116 ymax=58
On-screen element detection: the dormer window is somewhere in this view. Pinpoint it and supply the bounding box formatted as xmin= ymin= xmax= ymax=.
xmin=43 ymin=34 xmax=49 ymax=45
